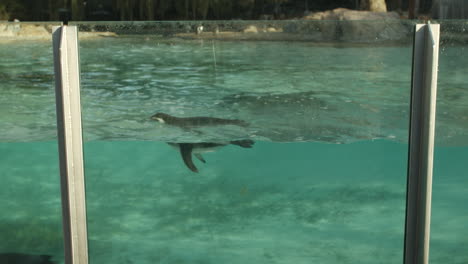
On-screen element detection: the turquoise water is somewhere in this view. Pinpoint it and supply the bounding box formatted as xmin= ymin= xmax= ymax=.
xmin=0 ymin=142 xmax=63 ymax=261
xmin=84 ymin=140 xmax=408 ymax=264
xmin=1 ymin=35 xmax=467 ymax=263
xmin=1 ymin=140 xmax=408 ymax=263
xmin=2 ymin=38 xmax=416 ymax=143
xmin=1 ymin=140 xmax=467 ymax=263
xmin=1 ymin=37 xmax=466 ymax=144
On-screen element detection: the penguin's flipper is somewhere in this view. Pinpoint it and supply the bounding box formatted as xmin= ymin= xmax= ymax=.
xmin=194 ymin=153 xmax=206 ymax=163
xmin=181 ymin=127 xmax=203 ymax=135
xmin=230 ymin=139 xmax=255 ymax=148
xmin=179 ymin=143 xmax=199 ymax=173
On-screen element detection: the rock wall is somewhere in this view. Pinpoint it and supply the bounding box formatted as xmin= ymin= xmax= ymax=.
xmin=299 ymin=8 xmax=411 ymax=42
xmin=0 ymin=22 xmax=117 ymax=41
xmin=0 ymin=23 xmax=52 ymax=40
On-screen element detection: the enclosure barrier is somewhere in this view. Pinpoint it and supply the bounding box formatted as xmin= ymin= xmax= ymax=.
xmin=50 ymin=23 xmax=439 ymax=264
xmin=52 ymin=25 xmax=89 ymax=264
xmin=404 ymin=23 xmax=440 ymax=264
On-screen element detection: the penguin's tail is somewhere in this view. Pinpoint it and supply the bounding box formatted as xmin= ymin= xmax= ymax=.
xmin=230 ymin=139 xmax=255 ymax=148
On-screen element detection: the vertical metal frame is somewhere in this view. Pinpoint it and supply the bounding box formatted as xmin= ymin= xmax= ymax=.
xmin=53 ymin=25 xmax=89 ymax=264
xmin=404 ymin=23 xmax=440 ymax=264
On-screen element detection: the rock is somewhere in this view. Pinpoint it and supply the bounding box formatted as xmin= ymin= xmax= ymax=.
xmin=243 ymin=25 xmax=258 ymax=33
xmin=360 ymin=0 xmax=387 ymax=12
xmin=369 ymin=0 xmax=387 ymax=12
xmin=0 ymin=22 xmax=21 ymax=37
xmin=303 ymin=8 xmax=399 ymax=20
xmin=302 ymin=8 xmax=410 ymax=42
xmin=79 ymin=31 xmax=118 ymax=39
xmin=266 ymin=27 xmax=278 ymax=32
xmin=0 ymin=24 xmax=17 ymax=37
xmin=17 ymin=24 xmax=50 ymax=37
xmin=0 ymin=22 xmax=117 ymax=41
xmin=0 ymin=23 xmax=51 ymax=39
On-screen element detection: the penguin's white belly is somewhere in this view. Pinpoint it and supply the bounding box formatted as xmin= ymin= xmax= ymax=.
xmin=192 ymin=145 xmax=224 ymax=153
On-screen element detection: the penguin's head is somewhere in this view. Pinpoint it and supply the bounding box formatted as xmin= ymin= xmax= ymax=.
xmin=151 ymin=112 xmax=170 ymax=123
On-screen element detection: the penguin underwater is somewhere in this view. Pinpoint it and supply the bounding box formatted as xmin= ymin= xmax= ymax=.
xmin=151 ymin=112 xmax=254 ymax=172
xmin=168 ymin=140 xmax=254 ymax=173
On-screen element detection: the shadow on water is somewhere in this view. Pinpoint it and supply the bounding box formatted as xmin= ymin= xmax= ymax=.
xmin=0 ymin=72 xmax=54 ymax=90
xmin=216 ymin=90 xmax=385 ymax=143
xmin=218 ymin=91 xmax=335 ymax=113
xmin=0 ymin=219 xmax=62 ymax=253
xmin=0 ymin=253 xmax=56 ymax=264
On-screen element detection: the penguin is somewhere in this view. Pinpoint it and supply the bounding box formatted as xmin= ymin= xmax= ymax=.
xmin=168 ymin=140 xmax=254 ymax=173
xmin=151 ymin=112 xmax=249 ymax=128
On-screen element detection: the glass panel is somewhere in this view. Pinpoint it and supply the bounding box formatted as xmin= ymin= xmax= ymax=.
xmin=77 ymin=20 xmax=414 ymax=263
xmin=0 ymin=22 xmax=64 ymax=263
xmin=431 ymin=20 xmax=468 ymax=263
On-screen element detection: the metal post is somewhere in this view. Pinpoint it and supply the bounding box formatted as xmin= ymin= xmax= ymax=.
xmin=52 ymin=25 xmax=89 ymax=264
xmin=404 ymin=23 xmax=440 ymax=264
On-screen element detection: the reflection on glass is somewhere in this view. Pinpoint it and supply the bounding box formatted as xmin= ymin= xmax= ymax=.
xmin=431 ymin=21 xmax=468 ymax=263
xmin=0 ymin=24 xmax=63 ymax=263
xmin=79 ymin=21 xmax=412 ymax=263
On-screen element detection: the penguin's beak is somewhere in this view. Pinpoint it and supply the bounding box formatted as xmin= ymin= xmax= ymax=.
xmin=151 ymin=116 xmax=165 ymax=123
